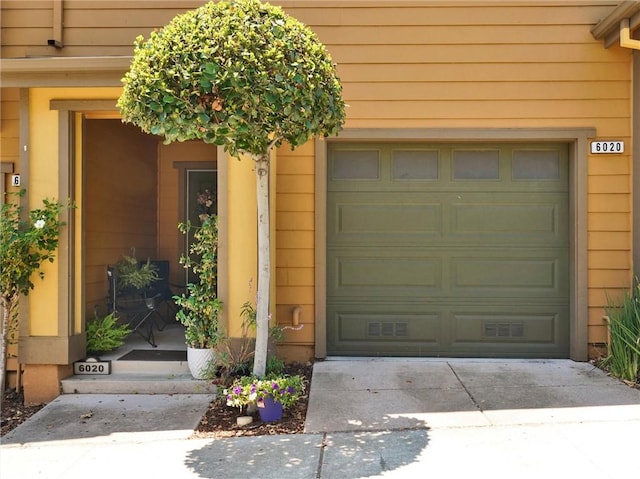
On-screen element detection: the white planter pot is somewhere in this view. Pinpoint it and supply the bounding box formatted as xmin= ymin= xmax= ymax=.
xmin=187 ymin=347 xmax=216 ymax=379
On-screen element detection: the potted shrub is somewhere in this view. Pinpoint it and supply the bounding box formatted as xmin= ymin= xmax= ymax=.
xmin=86 ymin=311 xmax=131 ymax=356
xmin=114 ymin=255 xmax=159 ymax=293
xmin=224 ymin=374 xmax=305 ymax=422
xmin=174 ymin=216 xmax=223 ymax=379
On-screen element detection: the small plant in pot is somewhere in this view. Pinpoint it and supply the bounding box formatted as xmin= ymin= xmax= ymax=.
xmin=115 ymin=255 xmax=159 ymax=293
xmin=174 ymin=216 xmax=223 ymax=379
xmin=224 ymin=373 xmax=305 ymax=422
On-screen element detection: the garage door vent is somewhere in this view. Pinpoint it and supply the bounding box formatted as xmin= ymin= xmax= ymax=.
xmin=484 ymin=322 xmax=524 ymax=338
xmin=368 ymin=322 xmax=408 ymax=337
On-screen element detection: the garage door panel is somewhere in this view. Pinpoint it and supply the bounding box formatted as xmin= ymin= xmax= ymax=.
xmin=330 ymin=194 xmax=567 ymax=246
xmin=335 ymin=202 xmax=442 ymax=236
xmin=452 ymin=310 xmax=565 ymax=343
xmin=335 ymin=311 xmax=441 ymax=343
xmin=452 ymin=202 xmax=562 ymax=238
xmin=328 ymin=249 xmax=568 ymax=298
xmin=327 ymin=305 xmax=568 ymax=357
xmin=452 ymin=256 xmax=565 ymax=293
xmin=450 ymin=307 xmax=569 ymax=357
xmin=327 ymin=306 xmax=445 ymax=355
xmin=327 ymin=142 xmax=570 ymax=357
xmin=328 ymin=254 xmax=443 ymax=298
xmin=337 ymin=256 xmax=441 ymax=289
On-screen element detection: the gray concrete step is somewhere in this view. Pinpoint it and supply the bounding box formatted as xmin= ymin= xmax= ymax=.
xmin=111 ymin=359 xmax=189 ymax=375
xmin=61 ymin=359 xmax=217 ymax=395
xmin=61 ymin=372 xmax=218 ymax=395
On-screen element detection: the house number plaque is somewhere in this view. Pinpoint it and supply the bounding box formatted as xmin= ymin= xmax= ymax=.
xmin=590 ymin=141 xmax=624 ymax=154
xmin=74 ymin=358 xmax=111 ymax=375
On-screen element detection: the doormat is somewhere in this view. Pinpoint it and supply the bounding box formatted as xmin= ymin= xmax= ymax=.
xmin=118 ymin=349 xmax=187 ymax=361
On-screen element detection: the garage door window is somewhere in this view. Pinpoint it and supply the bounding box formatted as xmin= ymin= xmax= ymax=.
xmin=332 ymin=150 xmax=379 ymax=180
xmin=392 ymin=150 xmax=439 ymax=180
xmin=453 ymin=150 xmax=500 ymax=179
xmin=513 ymin=150 xmax=560 ymax=180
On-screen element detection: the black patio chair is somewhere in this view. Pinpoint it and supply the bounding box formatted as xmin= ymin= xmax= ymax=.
xmin=106 ymin=265 xmax=163 ymax=347
xmin=146 ymin=260 xmax=180 ymax=330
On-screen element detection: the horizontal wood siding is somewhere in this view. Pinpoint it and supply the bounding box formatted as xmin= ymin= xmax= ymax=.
xmin=0 ymin=0 xmax=206 ymax=58
xmin=1 ymin=1 xmax=632 ymax=356
xmin=275 ymin=142 xmax=316 ymax=358
xmin=84 ymin=120 xmax=158 ymax=316
xmin=0 ymin=88 xmax=20 ymax=173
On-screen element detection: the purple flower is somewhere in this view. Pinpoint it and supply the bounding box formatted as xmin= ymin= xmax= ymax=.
xmin=233 ymin=386 xmax=242 ymax=394
xmin=272 ymin=382 xmax=279 ymax=390
xmin=287 ymin=386 xmax=295 ymax=394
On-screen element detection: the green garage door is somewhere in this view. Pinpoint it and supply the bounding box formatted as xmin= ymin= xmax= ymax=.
xmin=326 ymin=142 xmax=569 ymax=357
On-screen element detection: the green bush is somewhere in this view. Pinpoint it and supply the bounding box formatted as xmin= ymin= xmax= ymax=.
xmin=115 ymin=255 xmax=159 ymax=291
xmin=604 ymin=281 xmax=640 ymax=383
xmin=86 ymin=312 xmax=131 ymax=355
xmin=174 ymin=217 xmax=224 ymax=349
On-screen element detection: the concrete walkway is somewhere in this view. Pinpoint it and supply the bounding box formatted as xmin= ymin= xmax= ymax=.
xmin=2 ymin=359 xmax=640 ymax=479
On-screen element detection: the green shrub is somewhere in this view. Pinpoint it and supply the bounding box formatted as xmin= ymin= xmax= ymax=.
xmin=86 ymin=312 xmax=131 ymax=355
xmin=266 ymin=356 xmax=285 ymax=376
xmin=604 ymin=281 xmax=640 ymax=383
xmin=174 ymin=217 xmax=224 ymax=349
xmin=115 ymin=255 xmax=159 ymax=291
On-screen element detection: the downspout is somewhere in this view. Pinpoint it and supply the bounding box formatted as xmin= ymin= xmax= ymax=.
xmin=634 ymin=51 xmax=640 ymax=275
xmin=48 ymin=0 xmax=64 ymax=49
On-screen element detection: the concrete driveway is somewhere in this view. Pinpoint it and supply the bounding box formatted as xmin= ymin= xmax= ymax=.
xmin=304 ymin=358 xmax=640 ymax=432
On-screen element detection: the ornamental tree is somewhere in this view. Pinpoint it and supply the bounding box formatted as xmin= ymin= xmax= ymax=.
xmin=117 ymin=0 xmax=345 ymax=376
xmin=0 ymin=191 xmax=68 ymax=403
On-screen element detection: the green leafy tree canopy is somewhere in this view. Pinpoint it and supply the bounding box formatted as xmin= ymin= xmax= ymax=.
xmin=117 ymin=0 xmax=346 ymax=156
xmin=118 ymin=0 xmax=345 ymax=377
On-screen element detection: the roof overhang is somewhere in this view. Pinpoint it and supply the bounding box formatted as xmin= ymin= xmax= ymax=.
xmin=0 ymin=56 xmax=132 ymax=87
xmin=591 ymin=1 xmax=640 ymax=49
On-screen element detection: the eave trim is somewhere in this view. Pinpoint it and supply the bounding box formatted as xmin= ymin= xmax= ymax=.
xmin=591 ymin=1 xmax=640 ymax=48
xmin=0 ymin=56 xmax=132 ymax=87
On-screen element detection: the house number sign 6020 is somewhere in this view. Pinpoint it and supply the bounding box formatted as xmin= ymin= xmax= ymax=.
xmin=73 ymin=360 xmax=111 ymax=375
xmin=590 ymin=141 xmax=624 ymax=154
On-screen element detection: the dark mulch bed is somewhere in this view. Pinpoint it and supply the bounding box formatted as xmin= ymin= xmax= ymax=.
xmin=1 ymin=388 xmax=45 ymax=437
xmin=192 ymin=362 xmax=312 ymax=438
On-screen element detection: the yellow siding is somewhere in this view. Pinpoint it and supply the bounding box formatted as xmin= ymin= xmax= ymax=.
xmin=0 ymin=88 xmax=20 ymax=182
xmin=275 ymin=142 xmax=316 ymax=356
xmin=269 ymin=1 xmax=632 ymax=358
xmin=588 ymin=213 xmax=630 ymax=231
xmin=1 ymin=1 xmax=634 ymax=358
xmin=0 ymin=0 xmax=206 ymax=57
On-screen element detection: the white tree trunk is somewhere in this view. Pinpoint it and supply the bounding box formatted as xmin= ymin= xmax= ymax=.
xmin=252 ymin=154 xmax=270 ymax=377
xmin=0 ymin=297 xmax=14 ymax=407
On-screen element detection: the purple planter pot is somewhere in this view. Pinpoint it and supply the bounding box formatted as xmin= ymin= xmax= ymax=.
xmin=258 ymin=395 xmax=283 ymax=422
